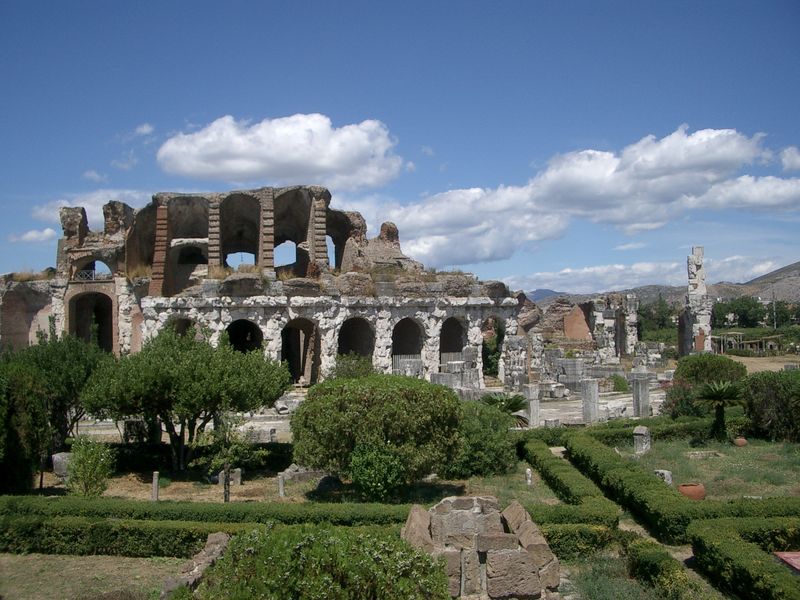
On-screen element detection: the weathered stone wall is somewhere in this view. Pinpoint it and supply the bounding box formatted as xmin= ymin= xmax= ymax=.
xmin=680 ymin=246 xmax=712 ymax=356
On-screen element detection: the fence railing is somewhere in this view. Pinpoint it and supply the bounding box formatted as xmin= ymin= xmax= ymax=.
xmin=74 ymin=270 xmax=112 ymax=281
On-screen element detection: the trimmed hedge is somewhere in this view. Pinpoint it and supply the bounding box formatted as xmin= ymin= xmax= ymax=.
xmin=626 ymin=538 xmax=715 ymax=600
xmin=0 ymin=514 xmax=264 ymax=557
xmin=0 ymin=495 xmax=410 ymax=526
xmin=521 ymin=439 xmax=620 ymax=528
xmin=688 ymin=518 xmax=800 ymax=600
xmin=566 ymin=433 xmax=800 ymax=543
xmin=540 ymin=524 xmax=615 ymax=560
xmin=583 ymin=414 xmax=747 ymax=446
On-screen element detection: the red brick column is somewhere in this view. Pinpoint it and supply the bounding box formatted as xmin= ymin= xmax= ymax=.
xmin=148 ymin=203 xmax=170 ymax=297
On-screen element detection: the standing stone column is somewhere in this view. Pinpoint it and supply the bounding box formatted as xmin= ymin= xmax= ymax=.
xmin=632 ymin=370 xmax=650 ymax=417
xmin=207 ymin=199 xmax=221 ymax=267
xmin=680 ymin=246 xmax=713 ymax=356
xmin=259 ymin=189 xmax=275 ymax=273
xmin=523 ymin=383 xmax=540 ymax=428
xmin=148 ymin=201 xmax=171 ymax=296
xmin=581 ymin=378 xmax=599 ymax=424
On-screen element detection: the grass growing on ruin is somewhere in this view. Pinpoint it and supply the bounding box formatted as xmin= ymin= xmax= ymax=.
xmin=632 ymin=438 xmax=800 ymax=500
xmin=564 ymin=555 xmax=665 ymax=600
xmin=0 ymin=553 xmax=183 ymax=600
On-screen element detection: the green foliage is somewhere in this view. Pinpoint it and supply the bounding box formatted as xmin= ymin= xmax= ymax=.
xmin=480 ymin=392 xmax=528 ymax=426
xmin=0 ymin=514 xmax=264 ymax=558
xmin=349 ymin=443 xmax=405 ymax=501
xmin=0 ymin=495 xmax=410 ymax=526
xmin=637 ymin=295 xmax=677 ymax=335
xmin=66 ymin=437 xmax=115 ymax=498
xmin=714 ymin=297 xmax=768 ymax=328
xmin=609 ymin=374 xmax=630 ymax=393
xmin=0 ymin=358 xmax=50 ymax=493
xmin=765 ymin=300 xmax=793 ymax=328
xmin=626 ymin=538 xmax=713 ymax=600
xmin=440 ymin=400 xmax=516 ymax=479
xmin=82 ymin=327 xmax=290 ymax=470
xmin=481 ymin=319 xmax=505 ymax=376
xmin=329 ymin=352 xmax=376 ymax=379
xmin=663 ymin=380 xmax=706 ymax=419
xmin=570 ymin=555 xmax=663 ymax=600
xmin=695 ymin=381 xmax=741 ymax=440
xmin=673 ymin=353 xmax=747 ymax=386
xmin=741 ymin=369 xmax=800 ymax=442
xmin=192 ymin=526 xmax=449 ymax=600
xmin=565 ymin=432 xmax=800 ymax=543
xmin=291 ymin=375 xmax=461 ymax=483
xmin=539 ymin=524 xmax=615 ymax=560
xmin=688 ymin=518 xmax=800 ymax=600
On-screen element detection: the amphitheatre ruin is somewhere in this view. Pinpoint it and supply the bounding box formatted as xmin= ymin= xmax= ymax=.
xmin=0 ymin=185 xmax=713 ymax=424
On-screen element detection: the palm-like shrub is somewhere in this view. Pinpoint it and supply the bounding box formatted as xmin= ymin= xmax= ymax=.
xmin=695 ymin=381 xmax=741 ymax=440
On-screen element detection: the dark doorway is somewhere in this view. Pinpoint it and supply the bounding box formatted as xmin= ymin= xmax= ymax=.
xmin=338 ymin=317 xmax=375 ymax=357
xmin=70 ymin=293 xmax=113 ymax=352
xmin=281 ymin=318 xmax=320 ymax=385
xmin=226 ymin=319 xmax=263 ymax=353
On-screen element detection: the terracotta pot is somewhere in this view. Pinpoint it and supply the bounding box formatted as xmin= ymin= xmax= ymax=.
xmin=733 ymin=437 xmax=748 ymax=447
xmin=678 ymin=483 xmax=706 ymax=501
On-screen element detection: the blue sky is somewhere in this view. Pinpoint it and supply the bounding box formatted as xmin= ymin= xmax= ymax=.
xmin=1 ymin=1 xmax=799 ymax=293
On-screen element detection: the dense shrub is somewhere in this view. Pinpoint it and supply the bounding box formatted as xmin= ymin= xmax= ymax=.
xmin=0 ymin=514 xmax=261 ymax=557
xmin=688 ymin=518 xmax=800 ymax=600
xmin=329 ymin=352 xmax=376 ymax=379
xmin=626 ymin=538 xmax=712 ymax=600
xmin=349 ymin=443 xmax=405 ymax=501
xmin=0 ymin=495 xmax=410 ymax=526
xmin=291 ymin=375 xmax=461 ymax=483
xmin=539 ymin=524 xmax=615 ymax=560
xmin=67 ymin=437 xmax=115 ymax=497
xmin=440 ymin=401 xmax=516 ymax=479
xmin=565 ymin=432 xmax=800 ymax=543
xmin=740 ymin=369 xmax=800 ymax=441
xmin=189 ymin=526 xmax=449 ymax=600
xmin=610 ymin=374 xmax=630 ymax=393
xmin=672 ymin=353 xmax=747 ymax=386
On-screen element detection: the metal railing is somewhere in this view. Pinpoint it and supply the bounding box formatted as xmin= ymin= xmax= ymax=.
xmin=74 ymin=269 xmax=112 ymax=281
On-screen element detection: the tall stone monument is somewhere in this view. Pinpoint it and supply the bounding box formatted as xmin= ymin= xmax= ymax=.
xmin=679 ymin=246 xmax=712 ymax=356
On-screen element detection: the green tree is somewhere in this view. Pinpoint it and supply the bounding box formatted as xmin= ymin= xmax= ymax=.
xmin=637 ymin=295 xmax=676 ymax=334
xmin=291 ymin=375 xmax=461 ymax=484
xmin=729 ymin=297 xmax=767 ymax=328
xmin=695 ymin=381 xmax=741 ymax=441
xmin=663 ymin=354 xmax=747 ymax=420
xmin=711 ymin=301 xmax=732 ymax=329
xmin=482 ymin=319 xmax=505 ymax=377
xmin=66 ymin=437 xmax=115 ymax=497
xmin=480 ymin=392 xmax=528 ymax=427
xmin=18 ymin=323 xmax=109 ymax=448
xmin=329 ymin=352 xmax=376 ymax=379
xmin=82 ymin=328 xmax=290 ymax=471
xmin=0 ymin=359 xmax=50 ymax=493
xmin=765 ymin=300 xmax=792 ymax=328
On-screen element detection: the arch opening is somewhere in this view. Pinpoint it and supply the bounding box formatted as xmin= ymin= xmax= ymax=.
xmin=481 ymin=316 xmax=505 ymax=378
xmin=440 ymin=317 xmax=466 ymax=368
xmin=220 ymin=193 xmax=260 ymax=267
xmin=168 ymin=196 xmax=209 ymax=239
xmin=69 ymin=292 xmax=114 ymax=352
xmin=74 ymin=258 xmax=113 ymax=281
xmin=338 ymin=317 xmax=375 ymax=358
xmin=226 ymin=319 xmax=263 ymax=353
xmin=281 ymin=318 xmax=320 ymax=385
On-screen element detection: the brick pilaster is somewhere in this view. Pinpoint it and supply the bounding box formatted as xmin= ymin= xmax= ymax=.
xmin=260 ymin=190 xmax=275 ymax=271
xmin=148 ymin=203 xmax=170 ymax=297
xmin=207 ymin=200 xmax=221 ymax=267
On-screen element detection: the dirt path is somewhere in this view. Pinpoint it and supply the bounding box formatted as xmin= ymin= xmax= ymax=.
xmin=727 ymin=354 xmax=799 ymax=373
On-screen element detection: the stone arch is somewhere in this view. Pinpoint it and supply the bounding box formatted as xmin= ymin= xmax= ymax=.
xmin=226 ymin=319 xmax=263 ymax=353
xmin=392 ymin=317 xmax=425 ymax=356
xmin=72 ymin=256 xmax=115 ymax=280
xmin=273 ymin=188 xmax=312 ymax=276
xmin=440 ymin=316 xmax=467 ymax=354
xmin=281 ymin=317 xmax=320 ymax=385
xmin=338 ymin=317 xmax=375 ymax=358
xmin=167 ymin=243 xmax=208 ymax=296
xmin=167 ymin=196 xmax=209 ymax=239
xmin=67 ymin=291 xmax=115 ymax=352
xmin=220 ymin=193 xmax=260 ymax=268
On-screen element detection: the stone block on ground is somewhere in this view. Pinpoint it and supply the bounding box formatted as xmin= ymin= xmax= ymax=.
xmin=401 ymin=504 xmax=434 ymax=553
xmin=486 ymin=549 xmax=541 ymax=599
xmin=501 ymin=499 xmax=531 ymax=534
xmin=52 ymin=452 xmax=72 ymax=479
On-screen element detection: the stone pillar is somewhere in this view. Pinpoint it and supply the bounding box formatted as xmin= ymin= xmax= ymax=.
xmin=634 ymin=426 xmax=651 ymax=455
xmin=260 ymin=189 xmax=275 ymax=273
xmin=581 ymin=378 xmax=599 ymax=424
xmin=680 ymin=246 xmax=712 ymax=356
xmin=207 ymin=199 xmax=221 ymax=267
xmin=148 ymin=202 xmax=170 ymax=296
xmin=152 ymin=471 xmax=159 ymax=501
xmin=632 ymin=370 xmax=650 ymax=418
xmin=623 ymin=294 xmax=639 ymax=356
xmin=522 ymin=383 xmax=540 ymax=428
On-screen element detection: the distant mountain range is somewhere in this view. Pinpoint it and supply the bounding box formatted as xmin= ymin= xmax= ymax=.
xmin=528 ymin=259 xmax=800 ymax=307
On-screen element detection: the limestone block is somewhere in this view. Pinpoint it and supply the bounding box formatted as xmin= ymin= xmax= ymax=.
xmin=501 ymin=500 xmax=531 ymax=534
xmin=654 ymin=469 xmax=673 ymax=486
xmin=462 ymin=550 xmax=482 ymax=595
xmin=634 ymin=426 xmax=651 ymax=455
xmin=517 ymin=520 xmax=555 ymax=567
xmin=431 ymin=510 xmax=503 ymax=544
xmin=486 ymin=549 xmax=541 ymax=599
xmin=401 ymin=505 xmax=433 ymax=552
xmin=432 ymin=548 xmax=461 ymax=598
xmin=477 ymin=533 xmax=520 ymax=552
xmin=217 ymin=467 xmax=242 ymax=485
xmin=539 ymin=557 xmax=561 ymax=590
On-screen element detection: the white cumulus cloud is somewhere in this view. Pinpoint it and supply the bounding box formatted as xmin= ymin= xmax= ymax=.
xmin=614 ymin=242 xmax=646 ymax=251
xmin=157 ymin=113 xmax=404 ymax=190
xmin=32 ymin=189 xmax=152 ymax=231
xmin=135 ymin=123 xmax=154 ymax=136
xmin=781 ymin=146 xmax=800 ymax=171
xmin=82 ymin=169 xmax=107 ymax=183
xmin=9 ymin=228 xmax=57 ymax=243
xmin=356 ymin=125 xmax=796 ymax=267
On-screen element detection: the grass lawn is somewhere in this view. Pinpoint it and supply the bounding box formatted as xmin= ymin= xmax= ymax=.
xmin=0 ymin=553 xmax=184 ymax=600
xmin=632 ymin=438 xmax=800 ymax=500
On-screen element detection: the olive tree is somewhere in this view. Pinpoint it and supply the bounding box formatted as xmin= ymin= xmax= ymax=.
xmin=82 ymin=328 xmax=290 ymax=471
